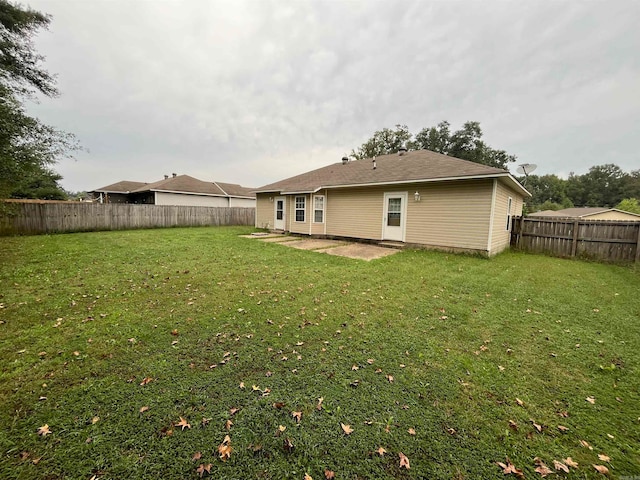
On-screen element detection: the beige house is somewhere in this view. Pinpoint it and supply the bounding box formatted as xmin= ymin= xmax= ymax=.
xmin=90 ymin=174 xmax=255 ymax=207
xmin=254 ymin=149 xmax=530 ymax=256
xmin=529 ymin=207 xmax=640 ymax=221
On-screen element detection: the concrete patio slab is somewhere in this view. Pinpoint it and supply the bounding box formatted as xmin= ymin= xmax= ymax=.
xmin=321 ymin=243 xmax=400 ymax=261
xmin=259 ymin=236 xmax=300 ymax=243
xmin=286 ymin=239 xmax=345 ymax=250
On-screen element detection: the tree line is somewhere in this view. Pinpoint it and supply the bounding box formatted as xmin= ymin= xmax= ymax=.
xmin=351 ymin=123 xmax=640 ymax=214
xmin=1 ymin=0 xmax=77 ymax=203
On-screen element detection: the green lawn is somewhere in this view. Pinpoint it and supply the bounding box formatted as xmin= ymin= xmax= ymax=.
xmin=1 ymin=226 xmax=639 ymax=479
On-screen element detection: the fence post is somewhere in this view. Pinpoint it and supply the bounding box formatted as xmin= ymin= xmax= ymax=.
xmin=571 ymin=220 xmax=580 ymax=257
xmin=635 ymin=223 xmax=640 ymax=264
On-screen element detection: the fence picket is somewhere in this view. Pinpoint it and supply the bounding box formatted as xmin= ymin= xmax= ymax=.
xmin=0 ymin=202 xmax=255 ymax=235
xmin=511 ymin=216 xmax=639 ymax=263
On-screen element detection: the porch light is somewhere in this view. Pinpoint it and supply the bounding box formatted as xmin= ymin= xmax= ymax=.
xmin=414 ymin=191 xmax=421 ymax=202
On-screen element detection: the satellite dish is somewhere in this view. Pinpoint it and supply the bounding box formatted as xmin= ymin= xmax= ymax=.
xmin=516 ymin=163 xmax=537 ymax=176
xmin=516 ymin=163 xmax=537 ymax=187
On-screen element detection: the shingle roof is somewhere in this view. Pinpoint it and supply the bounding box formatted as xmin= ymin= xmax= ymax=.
xmin=90 ymin=180 xmax=147 ymax=193
xmin=255 ymin=149 xmax=528 ymax=195
xmin=91 ymin=176 xmax=255 ymax=198
xmin=215 ymin=182 xmax=256 ymax=198
xmin=131 ymin=175 xmax=226 ymax=196
xmin=530 ymin=207 xmax=640 ymax=218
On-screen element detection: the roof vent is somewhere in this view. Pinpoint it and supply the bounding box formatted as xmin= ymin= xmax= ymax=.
xmin=172 ymin=173 xmax=177 ymax=178
xmin=398 ymin=146 xmax=408 ymax=156
xmin=164 ymin=175 xmax=169 ymax=180
xmin=341 ymin=156 xmax=349 ymax=165
xmin=372 ymin=157 xmax=377 ymax=170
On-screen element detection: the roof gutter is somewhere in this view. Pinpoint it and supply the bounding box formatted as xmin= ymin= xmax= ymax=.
xmin=254 ymin=173 xmax=530 ymax=197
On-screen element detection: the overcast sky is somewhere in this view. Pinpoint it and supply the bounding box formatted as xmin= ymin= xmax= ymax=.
xmin=25 ymin=0 xmax=640 ymax=192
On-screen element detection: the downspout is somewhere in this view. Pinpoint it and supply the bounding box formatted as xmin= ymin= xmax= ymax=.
xmin=487 ymin=179 xmax=497 ymax=255
xmin=324 ymin=191 xmax=327 ymax=236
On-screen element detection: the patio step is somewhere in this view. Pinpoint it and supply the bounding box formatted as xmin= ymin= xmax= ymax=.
xmin=378 ymin=241 xmax=406 ymax=250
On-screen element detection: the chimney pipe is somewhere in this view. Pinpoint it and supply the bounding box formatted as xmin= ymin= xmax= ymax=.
xmin=172 ymin=172 xmax=177 ymax=178
xmin=164 ymin=175 xmax=168 ymax=180
xmin=398 ymin=146 xmax=408 ymax=156
xmin=341 ymin=156 xmax=349 ymax=165
xmin=372 ymin=157 xmax=377 ymax=170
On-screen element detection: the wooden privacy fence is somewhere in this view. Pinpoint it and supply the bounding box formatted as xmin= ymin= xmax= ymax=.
xmin=511 ymin=216 xmax=640 ymax=263
xmin=0 ymin=202 xmax=255 ymax=235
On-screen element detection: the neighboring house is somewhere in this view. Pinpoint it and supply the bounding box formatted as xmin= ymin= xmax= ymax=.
xmin=90 ymin=174 xmax=255 ymax=207
xmin=529 ymin=207 xmax=640 ymax=221
xmin=254 ymin=149 xmax=530 ymax=256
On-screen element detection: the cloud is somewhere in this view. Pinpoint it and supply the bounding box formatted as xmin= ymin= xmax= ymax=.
xmin=24 ymin=0 xmax=640 ymax=191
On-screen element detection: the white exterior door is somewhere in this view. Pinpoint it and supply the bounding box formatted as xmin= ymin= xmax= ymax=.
xmin=274 ymin=196 xmax=285 ymax=230
xmin=382 ymin=192 xmax=407 ymax=242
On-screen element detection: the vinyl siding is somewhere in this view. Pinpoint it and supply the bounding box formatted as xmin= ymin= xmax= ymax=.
xmin=255 ymin=194 xmax=274 ymax=229
xmin=405 ymin=180 xmax=494 ymax=250
xmin=229 ymin=197 xmax=256 ymax=208
xmin=154 ymin=192 xmax=228 ymax=207
xmin=326 ymin=187 xmax=385 ymax=239
xmin=489 ymin=181 xmax=524 ymax=255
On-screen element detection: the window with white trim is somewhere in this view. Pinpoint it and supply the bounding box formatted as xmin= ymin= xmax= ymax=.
xmin=313 ymin=195 xmax=324 ymax=223
xmin=506 ymin=197 xmax=513 ymax=230
xmin=295 ymin=196 xmax=306 ymax=222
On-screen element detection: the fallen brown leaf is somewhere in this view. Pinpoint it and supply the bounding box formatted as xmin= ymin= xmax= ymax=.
xmin=580 ymin=439 xmax=594 ymax=450
xmin=408 ymin=427 xmax=416 ymax=436
xmin=317 ymin=397 xmax=324 ymax=410
xmin=553 ymin=460 xmax=569 ymax=473
xmin=593 ymin=464 xmax=609 ymax=474
xmin=304 ymin=474 xmax=313 ymax=480
xmin=376 ymin=446 xmax=387 ymax=456
xmin=37 ymin=424 xmax=51 ymax=436
xmin=324 ymin=469 xmax=335 ymax=479
xmin=496 ymin=458 xmax=524 ymax=479
xmin=195 ymin=463 xmax=211 ymax=477
xmin=292 ymin=411 xmax=302 ymax=423
xmin=341 ymin=423 xmax=354 ymax=435
xmin=399 ymin=452 xmax=410 ymax=469
xmin=273 ymin=402 xmax=285 ymax=409
xmin=557 ymin=425 xmax=569 ymax=432
xmin=139 ymin=406 xmax=149 ymax=413
xmin=176 ymin=416 xmax=191 ymax=430
xmin=225 ymin=419 xmax=233 ymax=431
xmin=534 ymin=462 xmax=553 ymax=477
xmin=218 ymin=435 xmax=232 ymax=461
xmin=598 ymin=454 xmax=610 ymax=462
xmin=192 ymin=452 xmax=202 ymax=461
xmin=564 ymin=457 xmax=579 ymax=468
xmin=139 ymin=377 xmax=153 ymax=386
xmin=283 ymin=437 xmax=294 ymax=452
xmin=515 ymin=398 xmax=524 ymax=406
xmin=586 ymin=396 xmax=596 ymax=404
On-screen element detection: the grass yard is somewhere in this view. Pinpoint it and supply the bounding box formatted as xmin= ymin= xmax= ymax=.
xmin=0 ymin=226 xmax=639 ymax=479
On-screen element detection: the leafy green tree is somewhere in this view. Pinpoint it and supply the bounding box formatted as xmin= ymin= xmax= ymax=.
xmin=616 ymin=198 xmax=640 ymax=214
xmin=353 ymin=121 xmax=517 ymax=169
xmin=525 ymin=174 xmax=573 ymax=211
xmin=0 ymin=0 xmax=76 ymax=201
xmin=567 ymin=164 xmax=625 ymax=207
xmin=350 ymin=124 xmax=414 ymax=160
xmin=622 ymin=170 xmax=640 ymax=199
